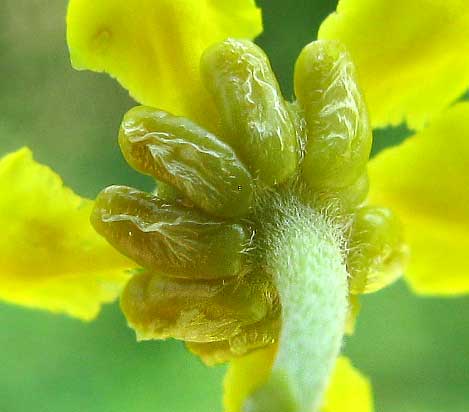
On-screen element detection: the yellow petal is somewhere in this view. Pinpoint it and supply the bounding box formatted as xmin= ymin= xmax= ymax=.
xmin=0 ymin=148 xmax=134 ymax=320
xmin=223 ymin=347 xmax=373 ymax=412
xmin=368 ymin=102 xmax=469 ymax=295
xmin=66 ymin=0 xmax=262 ymax=129
xmin=318 ymin=0 xmax=469 ymax=129
xmin=321 ymin=357 xmax=374 ymax=412
xmin=223 ymin=345 xmax=277 ymax=412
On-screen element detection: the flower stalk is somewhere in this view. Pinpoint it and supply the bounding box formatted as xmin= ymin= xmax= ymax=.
xmin=245 ymin=197 xmax=349 ymax=412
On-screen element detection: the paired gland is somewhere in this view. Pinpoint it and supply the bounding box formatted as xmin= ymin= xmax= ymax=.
xmin=91 ymin=39 xmax=408 ymax=364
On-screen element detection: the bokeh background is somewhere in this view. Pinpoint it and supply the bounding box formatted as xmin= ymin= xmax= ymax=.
xmin=1 ymin=1 xmax=468 ymax=411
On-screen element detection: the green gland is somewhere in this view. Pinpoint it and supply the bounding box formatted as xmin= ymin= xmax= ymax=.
xmin=92 ymin=185 xmax=248 ymax=279
xmin=201 ymin=39 xmax=299 ymax=186
xmin=347 ymin=206 xmax=410 ymax=294
xmin=91 ymin=38 xmax=409 ymax=403
xmin=294 ymin=40 xmax=372 ymax=192
xmin=121 ymin=271 xmax=277 ymax=342
xmin=119 ymin=106 xmax=254 ymax=218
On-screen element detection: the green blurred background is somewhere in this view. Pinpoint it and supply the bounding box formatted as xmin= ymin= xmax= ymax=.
xmin=1 ymin=1 xmax=468 ymax=411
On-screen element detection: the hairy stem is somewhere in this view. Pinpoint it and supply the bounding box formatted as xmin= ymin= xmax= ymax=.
xmin=246 ymin=200 xmax=349 ymax=412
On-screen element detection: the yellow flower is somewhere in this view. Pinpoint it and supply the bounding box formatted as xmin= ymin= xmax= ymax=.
xmin=1 ymin=0 xmax=468 ymax=411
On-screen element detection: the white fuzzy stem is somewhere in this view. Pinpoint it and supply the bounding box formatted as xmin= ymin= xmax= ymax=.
xmin=245 ymin=204 xmax=348 ymax=412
